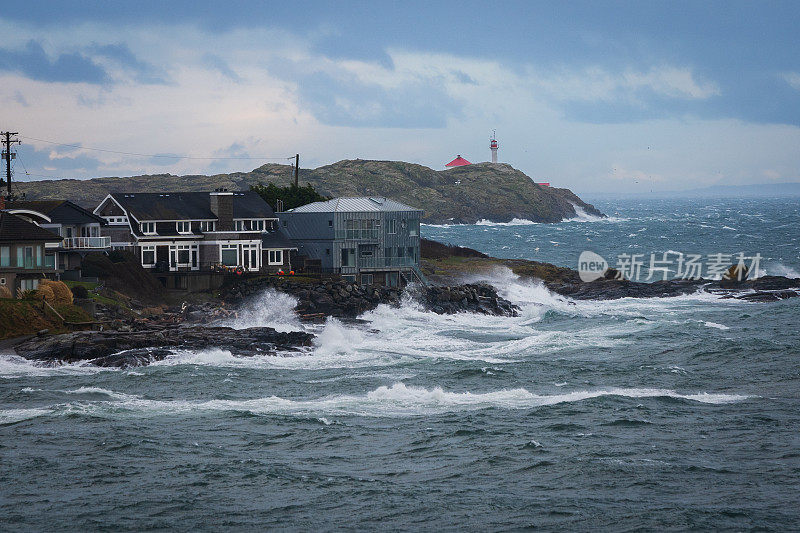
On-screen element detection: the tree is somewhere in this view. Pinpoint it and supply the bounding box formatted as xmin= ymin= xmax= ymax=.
xmin=251 ymin=182 xmax=329 ymax=211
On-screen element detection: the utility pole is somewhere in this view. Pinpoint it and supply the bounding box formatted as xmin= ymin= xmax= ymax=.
xmin=294 ymin=153 xmax=299 ymax=187
xmin=2 ymin=131 xmax=21 ymax=199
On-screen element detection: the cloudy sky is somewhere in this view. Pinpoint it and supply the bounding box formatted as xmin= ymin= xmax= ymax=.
xmin=2 ymin=1 xmax=799 ymax=193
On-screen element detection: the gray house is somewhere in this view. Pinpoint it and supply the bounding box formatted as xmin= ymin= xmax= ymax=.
xmin=0 ymin=211 xmax=62 ymax=296
xmin=278 ymin=197 xmax=424 ymax=286
xmin=6 ymin=200 xmax=109 ymax=276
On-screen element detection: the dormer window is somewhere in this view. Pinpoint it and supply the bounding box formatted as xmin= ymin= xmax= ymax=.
xmin=141 ymin=222 xmax=156 ymax=235
xmin=200 ymin=221 xmax=215 ymax=232
xmin=176 ymin=221 xmax=191 ymax=234
xmin=235 ymin=220 xmax=251 ymax=231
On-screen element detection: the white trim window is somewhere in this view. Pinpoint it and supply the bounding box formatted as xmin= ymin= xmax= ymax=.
xmin=199 ymin=221 xmax=215 ymax=232
xmin=140 ymin=222 xmax=156 ymax=235
xmin=387 ymin=219 xmax=397 ymax=234
xmin=268 ymin=249 xmax=283 ymax=265
xmin=141 ymin=245 xmax=156 ymax=267
xmin=176 ymin=221 xmax=192 ymax=234
xmin=220 ymin=244 xmax=238 ymax=267
xmin=235 ymin=220 xmax=250 ymax=231
xmin=242 ymin=243 xmax=259 ymax=271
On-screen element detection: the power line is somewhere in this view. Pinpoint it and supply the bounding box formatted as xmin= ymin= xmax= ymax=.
xmin=20 ymin=135 xmax=295 ymax=161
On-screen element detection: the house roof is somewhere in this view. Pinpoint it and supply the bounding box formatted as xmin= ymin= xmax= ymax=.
xmin=0 ymin=212 xmax=63 ymax=243
xmin=284 ymin=197 xmax=421 ymax=214
xmin=108 ymin=191 xmax=276 ymax=221
xmin=8 ymin=200 xmax=106 ymax=225
xmin=445 ymin=155 xmax=471 ymax=167
xmin=261 ymin=228 xmax=297 ymax=250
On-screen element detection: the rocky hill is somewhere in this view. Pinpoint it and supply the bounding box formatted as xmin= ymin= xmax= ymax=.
xmin=15 ymin=160 xmax=603 ymax=224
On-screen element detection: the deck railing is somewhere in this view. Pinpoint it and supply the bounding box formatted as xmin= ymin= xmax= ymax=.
xmin=61 ymin=236 xmax=111 ymax=249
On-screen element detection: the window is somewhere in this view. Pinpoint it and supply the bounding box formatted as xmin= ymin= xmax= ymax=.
xmin=282 ymin=220 xmax=287 ymax=227
xmin=328 ymin=220 xmax=333 ymax=227
xmin=242 ymin=244 xmax=259 ymax=270
xmin=0 ymin=246 xmax=8 ymax=267
xmin=200 ymin=221 xmax=215 ymax=232
xmin=341 ymin=248 xmax=356 ymax=267
xmin=21 ymin=279 xmax=38 ymax=291
xmin=408 ymin=219 xmax=419 ymax=237
xmin=176 ymin=245 xmax=190 ymax=265
xmin=360 ymin=274 xmax=373 ymax=286
xmin=387 ymin=219 xmax=397 ymax=234
xmin=142 ymin=246 xmax=156 ymax=266
xmin=268 ymin=250 xmax=283 ymax=265
xmin=360 ymin=249 xmax=373 ymax=257
xmin=386 ymin=272 xmax=399 ymax=288
xmin=325 ymin=248 xmax=330 ymax=255
xmin=177 ymin=221 xmax=191 ymax=233
xmin=221 ymin=245 xmax=238 ymax=266
xmin=0 ymin=277 xmax=5 ymax=286
xmin=342 ymin=275 xmax=356 ymax=282
xmin=140 ymin=222 xmax=156 ymax=234
xmin=251 ymin=219 xmax=268 ymax=231
xmin=408 ymin=247 xmax=416 ymax=263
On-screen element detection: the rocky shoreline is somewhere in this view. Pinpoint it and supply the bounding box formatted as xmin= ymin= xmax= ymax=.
xmin=220 ymin=277 xmax=519 ymax=319
xmin=544 ymin=274 xmax=800 ymax=302
xmin=13 ymin=325 xmax=313 ymax=368
xmin=6 ymin=251 xmax=799 ymax=368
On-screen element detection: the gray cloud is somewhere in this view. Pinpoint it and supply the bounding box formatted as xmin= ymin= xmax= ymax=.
xmin=89 ymin=42 xmax=170 ymax=84
xmin=0 ymin=40 xmax=109 ymax=84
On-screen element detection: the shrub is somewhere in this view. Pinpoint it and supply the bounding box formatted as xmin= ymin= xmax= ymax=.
xmin=37 ymin=284 xmax=56 ymax=303
xmin=72 ymin=285 xmax=89 ymax=299
xmin=39 ymin=280 xmax=73 ymax=305
xmin=0 ymin=285 xmax=11 ymax=299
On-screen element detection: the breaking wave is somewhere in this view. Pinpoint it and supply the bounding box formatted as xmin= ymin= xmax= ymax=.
xmin=0 ymin=383 xmax=752 ymax=422
xmin=476 ymin=218 xmax=537 ymax=226
xmin=564 ymin=203 xmax=628 ymax=223
xmin=228 ymin=288 xmax=304 ymax=332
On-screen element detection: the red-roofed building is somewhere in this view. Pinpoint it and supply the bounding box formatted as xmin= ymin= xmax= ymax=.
xmin=445 ymin=155 xmax=471 ymax=168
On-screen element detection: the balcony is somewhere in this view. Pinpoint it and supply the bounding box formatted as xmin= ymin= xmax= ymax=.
xmin=351 ymin=255 xmax=418 ymax=270
xmin=335 ymin=229 xmax=380 ymax=241
xmin=61 ymin=236 xmax=111 ymax=249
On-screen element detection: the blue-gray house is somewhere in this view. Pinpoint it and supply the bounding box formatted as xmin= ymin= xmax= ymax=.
xmin=278 ymin=197 xmax=424 ymax=286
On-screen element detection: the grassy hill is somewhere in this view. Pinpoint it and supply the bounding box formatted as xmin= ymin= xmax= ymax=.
xmin=15 ymin=160 xmax=603 ymax=224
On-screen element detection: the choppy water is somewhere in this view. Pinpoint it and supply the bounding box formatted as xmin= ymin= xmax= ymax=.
xmin=2 ymin=197 xmax=800 ymax=530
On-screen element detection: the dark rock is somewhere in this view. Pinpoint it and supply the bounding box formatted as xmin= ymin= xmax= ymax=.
xmin=14 ymin=325 xmax=314 ymax=368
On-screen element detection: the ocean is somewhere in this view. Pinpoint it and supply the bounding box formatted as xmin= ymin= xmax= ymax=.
xmin=2 ymin=196 xmax=799 ymax=530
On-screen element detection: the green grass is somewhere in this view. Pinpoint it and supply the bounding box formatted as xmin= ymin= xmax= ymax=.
xmin=63 ymin=280 xmax=125 ymax=307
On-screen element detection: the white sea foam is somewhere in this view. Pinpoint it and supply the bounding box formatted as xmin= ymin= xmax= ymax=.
xmin=0 ymin=354 xmax=108 ymax=378
xmin=2 ymin=383 xmax=752 ymax=421
xmin=475 ymin=218 xmax=537 ymax=226
xmin=0 ymin=408 xmax=51 ymax=424
xmin=769 ymin=263 xmax=800 ymax=279
xmin=564 ymin=203 xmax=628 ymax=223
xmin=228 ymin=288 xmax=304 ymax=332
xmin=704 ymin=321 xmax=730 ymax=330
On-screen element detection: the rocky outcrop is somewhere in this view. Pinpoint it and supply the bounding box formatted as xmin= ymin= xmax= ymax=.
xmin=414 ymin=283 xmax=519 ymax=316
xmin=222 ymin=277 xmax=518 ymax=318
xmin=13 ymin=325 xmax=313 ymax=367
xmin=546 ymin=278 xmax=707 ymax=300
xmin=543 ymin=273 xmax=800 ymax=301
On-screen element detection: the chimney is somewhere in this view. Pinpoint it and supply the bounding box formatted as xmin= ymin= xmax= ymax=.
xmin=210 ymin=189 xmax=234 ymax=231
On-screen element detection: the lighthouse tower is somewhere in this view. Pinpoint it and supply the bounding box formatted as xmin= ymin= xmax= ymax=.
xmin=490 ymin=131 xmax=499 ymax=163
